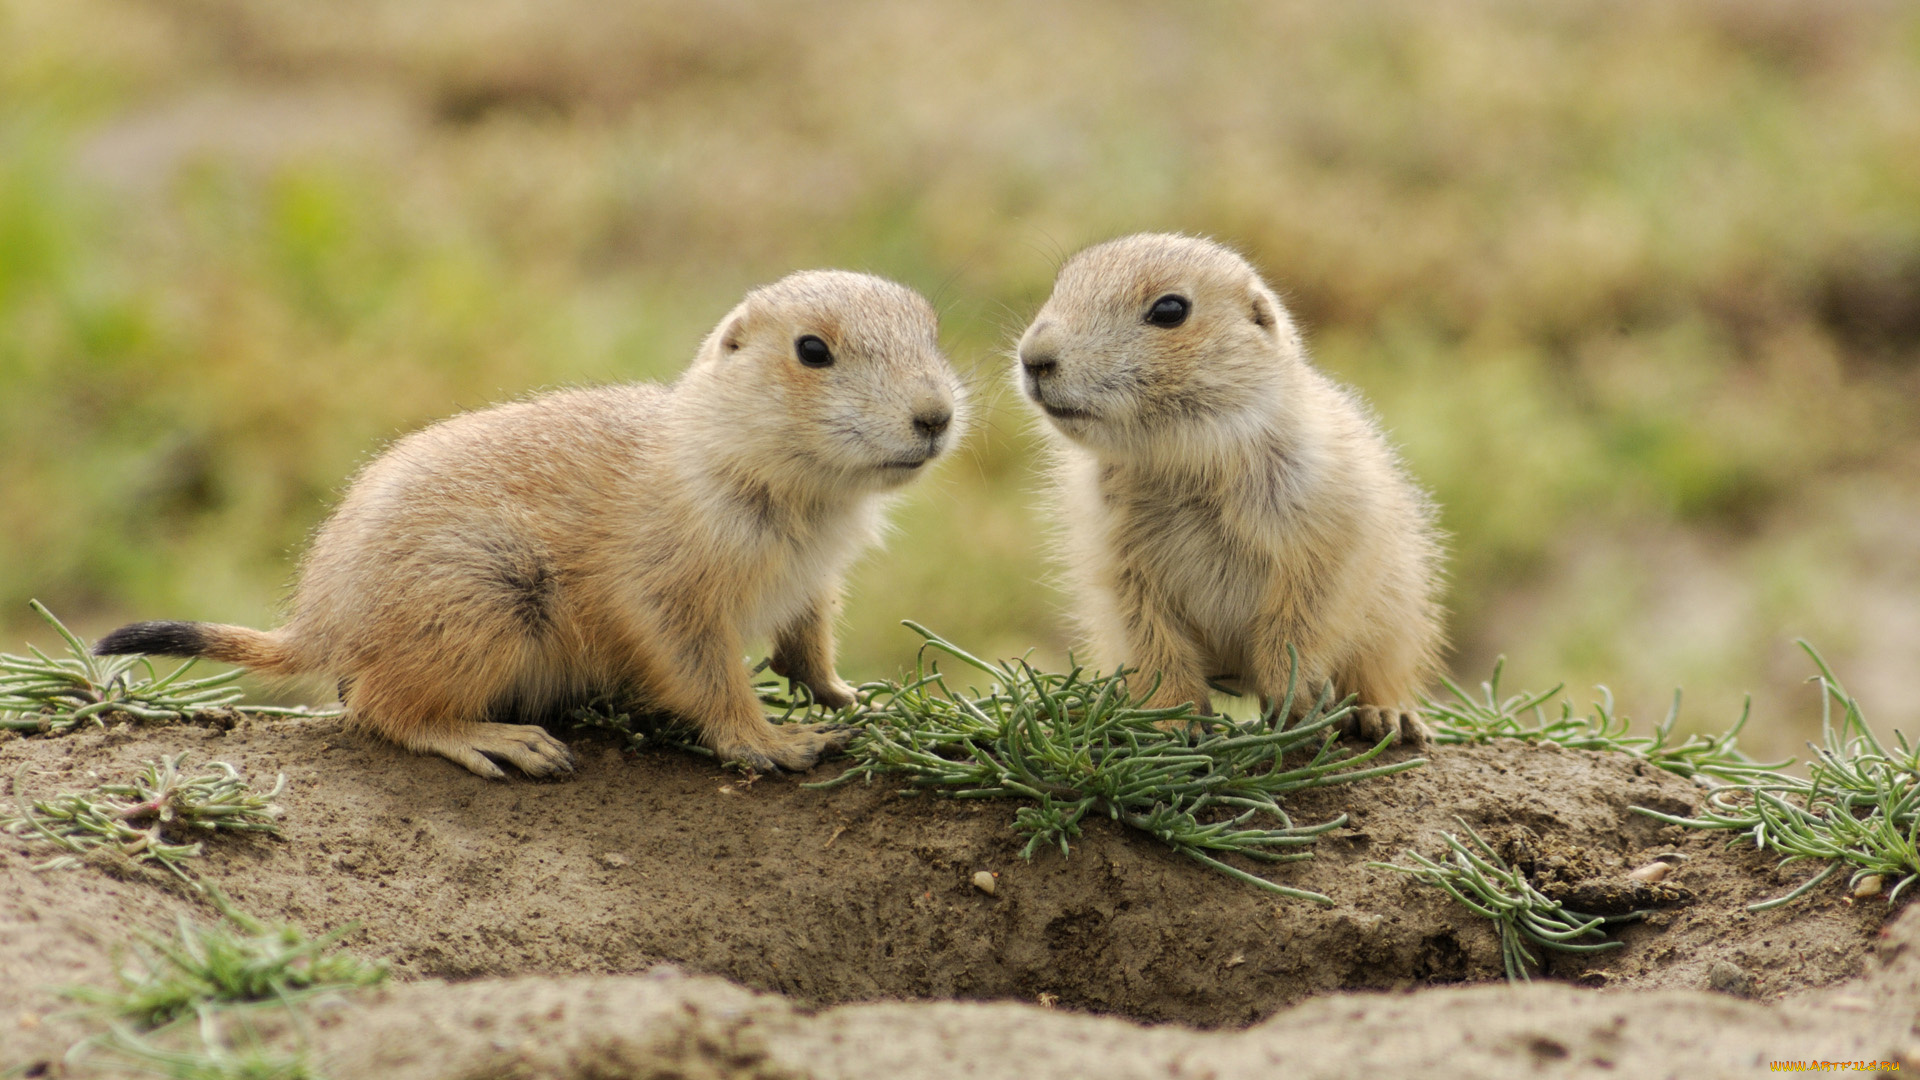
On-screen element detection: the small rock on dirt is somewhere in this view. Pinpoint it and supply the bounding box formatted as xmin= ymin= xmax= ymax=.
xmin=1708 ymin=960 xmax=1755 ymax=998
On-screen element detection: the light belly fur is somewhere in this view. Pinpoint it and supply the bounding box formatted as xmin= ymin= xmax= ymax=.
xmin=1124 ymin=513 xmax=1265 ymax=673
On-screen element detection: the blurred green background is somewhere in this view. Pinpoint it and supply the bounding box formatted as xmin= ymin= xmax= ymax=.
xmin=3 ymin=0 xmax=1917 ymax=759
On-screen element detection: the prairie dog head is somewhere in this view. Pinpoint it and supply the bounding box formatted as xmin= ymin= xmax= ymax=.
xmin=1017 ymin=234 xmax=1303 ymax=461
xmin=684 ymin=270 xmax=966 ymax=494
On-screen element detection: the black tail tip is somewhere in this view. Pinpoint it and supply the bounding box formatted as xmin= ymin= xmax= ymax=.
xmin=93 ymin=621 xmax=209 ymax=658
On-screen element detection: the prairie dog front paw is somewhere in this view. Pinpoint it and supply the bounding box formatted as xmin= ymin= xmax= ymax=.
xmin=1344 ymin=705 xmax=1430 ymax=749
xmin=716 ymin=722 xmax=853 ymax=773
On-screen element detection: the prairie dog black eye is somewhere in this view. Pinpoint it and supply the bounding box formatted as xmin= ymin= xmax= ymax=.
xmin=1145 ymin=294 xmax=1190 ymax=328
xmin=795 ymin=335 xmax=834 ymax=368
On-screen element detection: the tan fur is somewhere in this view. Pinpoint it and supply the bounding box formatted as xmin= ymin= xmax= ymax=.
xmin=1016 ymin=234 xmax=1444 ymax=742
xmin=101 ymin=271 xmax=965 ymax=778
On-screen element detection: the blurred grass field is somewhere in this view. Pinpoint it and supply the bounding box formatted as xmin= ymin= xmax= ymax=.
xmin=3 ymin=0 xmax=1917 ymax=760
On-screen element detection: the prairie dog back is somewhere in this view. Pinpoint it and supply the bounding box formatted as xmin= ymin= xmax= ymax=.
xmin=98 ymin=270 xmax=966 ymax=778
xmin=1017 ymin=234 xmax=1443 ymax=740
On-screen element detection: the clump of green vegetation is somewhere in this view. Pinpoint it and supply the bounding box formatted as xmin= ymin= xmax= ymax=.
xmin=1421 ymin=660 xmax=1787 ymax=784
xmin=60 ymin=894 xmax=384 ymax=1079
xmin=1421 ymin=647 xmax=1915 ymax=911
xmin=67 ymin=893 xmax=387 ymax=1030
xmin=85 ymin=1017 xmax=320 ymax=1080
xmin=2 ymin=752 xmax=285 ymax=885
xmin=1634 ymin=644 xmax=1920 ymax=910
xmin=571 ymin=663 xmax=857 ymax=762
xmin=568 ymin=697 xmax=695 ymax=754
xmin=566 ymin=672 xmax=862 ymax=761
xmin=805 ymin=624 xmax=1425 ymax=905
xmin=1373 ymin=818 xmax=1633 ymax=982
xmin=0 ymin=600 xmax=246 ymax=734
xmin=0 ymin=601 xmax=339 ymax=735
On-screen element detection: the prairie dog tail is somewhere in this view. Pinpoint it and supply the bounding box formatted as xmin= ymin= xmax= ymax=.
xmin=93 ymin=621 xmax=303 ymax=675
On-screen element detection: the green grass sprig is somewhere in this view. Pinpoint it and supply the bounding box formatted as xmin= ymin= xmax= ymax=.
xmin=0 ymin=601 xmax=338 ymax=734
xmin=66 ymin=892 xmax=387 ymax=1030
xmin=59 ymin=893 xmax=381 ymax=1079
xmin=1633 ymin=643 xmax=1919 ymax=910
xmin=807 ymin=623 xmax=1426 ymax=905
xmin=568 ymin=697 xmax=712 ymax=757
xmin=1373 ymin=818 xmax=1631 ymax=981
xmin=3 ymin=753 xmax=285 ymax=885
xmin=1421 ymin=659 xmax=1787 ymax=784
xmin=1 ymin=601 xmax=246 ymax=733
xmin=82 ymin=1012 xmax=321 ymax=1080
xmin=568 ymin=666 xmax=829 ymax=759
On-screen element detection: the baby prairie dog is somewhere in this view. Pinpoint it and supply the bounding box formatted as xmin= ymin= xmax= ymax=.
xmin=97 ymin=270 xmax=965 ymax=778
xmin=1017 ymin=234 xmax=1443 ymax=742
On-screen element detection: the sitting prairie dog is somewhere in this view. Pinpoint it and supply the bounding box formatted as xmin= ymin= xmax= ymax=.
xmin=1016 ymin=234 xmax=1443 ymax=742
xmin=97 ymin=270 xmax=965 ymax=778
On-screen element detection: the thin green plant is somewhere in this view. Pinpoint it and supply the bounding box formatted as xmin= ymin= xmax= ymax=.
xmin=1633 ymin=643 xmax=1919 ymax=910
xmin=81 ymin=1011 xmax=321 ymax=1080
xmin=0 ymin=600 xmax=338 ymax=735
xmin=807 ymin=622 xmax=1426 ymax=905
xmin=568 ymin=697 xmax=710 ymax=757
xmin=3 ymin=753 xmax=285 ymax=886
xmin=1421 ymin=659 xmax=1788 ymax=784
xmin=1373 ymin=817 xmax=1631 ymax=981
xmin=569 ymin=663 xmax=853 ymax=763
xmin=65 ymin=890 xmax=388 ymax=1030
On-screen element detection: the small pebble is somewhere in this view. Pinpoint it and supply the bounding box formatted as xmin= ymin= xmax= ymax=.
xmin=600 ymin=853 xmax=629 ymax=868
xmin=1852 ymin=874 xmax=1884 ymax=899
xmin=1708 ymin=960 xmax=1755 ymax=998
xmin=1627 ymin=861 xmax=1671 ymax=884
xmin=971 ymin=870 xmax=998 ymax=896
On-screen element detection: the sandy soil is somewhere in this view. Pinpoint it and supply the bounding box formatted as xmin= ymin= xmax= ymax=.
xmin=1 ymin=713 xmax=1908 ymax=1078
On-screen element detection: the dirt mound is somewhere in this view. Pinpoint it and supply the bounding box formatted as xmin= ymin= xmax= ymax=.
xmin=214 ymin=941 xmax=1920 ymax=1079
xmin=0 ymin=714 xmax=1904 ymax=1076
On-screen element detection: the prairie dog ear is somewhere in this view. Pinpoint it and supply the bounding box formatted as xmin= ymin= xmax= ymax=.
xmin=1249 ymin=289 xmax=1279 ymax=333
xmin=719 ymin=313 xmax=748 ymax=354
xmin=697 ymin=305 xmax=754 ymax=365
xmin=1248 ymin=284 xmax=1302 ymax=352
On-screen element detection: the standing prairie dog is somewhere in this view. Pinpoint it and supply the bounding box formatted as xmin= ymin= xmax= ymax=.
xmin=1017 ymin=234 xmax=1443 ymax=742
xmin=97 ymin=270 xmax=965 ymax=778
